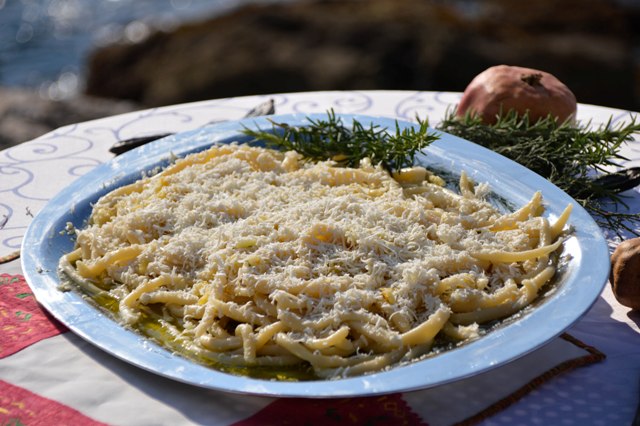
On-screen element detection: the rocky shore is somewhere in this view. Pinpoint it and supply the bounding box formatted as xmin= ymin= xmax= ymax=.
xmin=2 ymin=0 xmax=639 ymax=150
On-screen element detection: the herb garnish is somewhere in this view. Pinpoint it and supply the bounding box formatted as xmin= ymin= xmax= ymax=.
xmin=241 ymin=110 xmax=439 ymax=173
xmin=437 ymin=110 xmax=640 ymax=237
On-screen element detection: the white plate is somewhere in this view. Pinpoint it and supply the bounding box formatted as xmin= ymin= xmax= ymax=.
xmin=21 ymin=114 xmax=609 ymax=397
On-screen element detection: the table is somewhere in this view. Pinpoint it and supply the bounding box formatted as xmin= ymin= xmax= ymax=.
xmin=1 ymin=90 xmax=639 ymax=425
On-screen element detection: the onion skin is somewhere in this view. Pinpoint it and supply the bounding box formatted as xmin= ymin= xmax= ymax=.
xmin=610 ymin=238 xmax=640 ymax=311
xmin=456 ymin=65 xmax=577 ymax=125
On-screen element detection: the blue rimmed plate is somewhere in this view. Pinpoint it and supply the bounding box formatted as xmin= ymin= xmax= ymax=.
xmin=21 ymin=114 xmax=609 ymax=397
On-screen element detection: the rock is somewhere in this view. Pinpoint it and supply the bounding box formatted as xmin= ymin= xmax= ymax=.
xmin=83 ymin=0 xmax=640 ymax=112
xmin=85 ymin=0 xmax=451 ymax=105
xmin=0 ymin=87 xmax=138 ymax=150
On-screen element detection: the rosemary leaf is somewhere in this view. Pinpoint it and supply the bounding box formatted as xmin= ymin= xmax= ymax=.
xmin=437 ymin=109 xmax=640 ymax=237
xmin=241 ymin=110 xmax=439 ymax=173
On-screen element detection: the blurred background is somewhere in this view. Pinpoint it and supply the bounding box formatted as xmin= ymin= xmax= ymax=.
xmin=1 ymin=0 xmax=639 ymax=149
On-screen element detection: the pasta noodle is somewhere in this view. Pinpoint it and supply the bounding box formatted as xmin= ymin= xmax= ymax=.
xmin=59 ymin=143 xmax=571 ymax=380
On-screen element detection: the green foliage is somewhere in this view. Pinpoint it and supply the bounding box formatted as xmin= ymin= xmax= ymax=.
xmin=437 ymin=110 xmax=640 ymax=236
xmin=241 ymin=110 xmax=439 ymax=173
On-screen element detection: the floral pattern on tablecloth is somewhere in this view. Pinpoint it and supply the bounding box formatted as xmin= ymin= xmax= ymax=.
xmin=0 ymin=274 xmax=67 ymax=358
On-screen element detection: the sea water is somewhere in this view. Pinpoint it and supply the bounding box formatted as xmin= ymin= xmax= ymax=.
xmin=0 ymin=0 xmax=247 ymax=99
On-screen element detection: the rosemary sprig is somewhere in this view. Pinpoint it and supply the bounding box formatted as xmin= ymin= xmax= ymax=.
xmin=241 ymin=110 xmax=439 ymax=173
xmin=437 ymin=109 xmax=640 ymax=237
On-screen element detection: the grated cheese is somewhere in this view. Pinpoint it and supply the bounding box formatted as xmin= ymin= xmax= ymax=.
xmin=60 ymin=143 xmax=570 ymax=379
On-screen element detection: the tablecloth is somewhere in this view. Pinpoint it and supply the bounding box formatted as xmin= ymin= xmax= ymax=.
xmin=1 ymin=91 xmax=638 ymax=425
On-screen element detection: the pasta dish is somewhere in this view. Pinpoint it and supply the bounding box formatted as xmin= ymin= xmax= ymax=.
xmin=59 ymin=143 xmax=571 ymax=380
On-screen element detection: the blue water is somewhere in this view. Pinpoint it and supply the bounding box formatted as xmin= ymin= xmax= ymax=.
xmin=0 ymin=0 xmax=247 ymax=99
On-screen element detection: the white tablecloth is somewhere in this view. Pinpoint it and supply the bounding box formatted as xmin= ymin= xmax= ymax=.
xmin=1 ymin=91 xmax=638 ymax=425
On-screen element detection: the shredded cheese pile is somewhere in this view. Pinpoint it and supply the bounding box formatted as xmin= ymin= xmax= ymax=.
xmin=60 ymin=143 xmax=571 ymax=379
